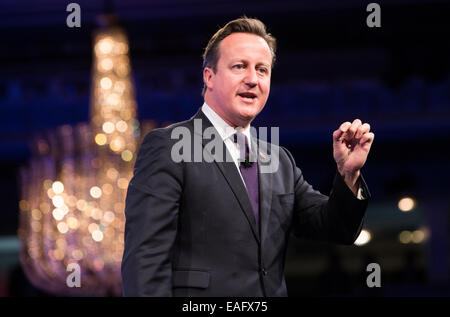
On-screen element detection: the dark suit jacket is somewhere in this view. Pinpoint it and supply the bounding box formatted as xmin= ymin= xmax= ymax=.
xmin=121 ymin=108 xmax=370 ymax=297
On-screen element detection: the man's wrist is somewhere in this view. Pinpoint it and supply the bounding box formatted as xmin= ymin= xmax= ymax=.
xmin=338 ymin=167 xmax=360 ymax=196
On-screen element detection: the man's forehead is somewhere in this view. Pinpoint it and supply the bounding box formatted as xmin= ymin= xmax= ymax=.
xmin=220 ymin=33 xmax=272 ymax=60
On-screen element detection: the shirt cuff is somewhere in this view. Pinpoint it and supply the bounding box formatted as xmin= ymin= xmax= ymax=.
xmin=356 ymin=185 xmax=367 ymax=200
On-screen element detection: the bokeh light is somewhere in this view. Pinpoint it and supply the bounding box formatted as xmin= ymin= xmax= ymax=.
xmin=398 ymin=196 xmax=416 ymax=212
xmin=354 ymin=229 xmax=371 ymax=246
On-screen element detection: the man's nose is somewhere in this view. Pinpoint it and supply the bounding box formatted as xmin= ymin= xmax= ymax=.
xmin=244 ymin=69 xmax=258 ymax=88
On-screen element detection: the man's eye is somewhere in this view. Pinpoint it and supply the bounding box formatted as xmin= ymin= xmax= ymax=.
xmin=233 ymin=64 xmax=244 ymax=69
xmin=258 ymin=68 xmax=268 ymax=74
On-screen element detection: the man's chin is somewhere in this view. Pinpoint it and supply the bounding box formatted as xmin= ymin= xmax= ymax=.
xmin=236 ymin=110 xmax=259 ymax=125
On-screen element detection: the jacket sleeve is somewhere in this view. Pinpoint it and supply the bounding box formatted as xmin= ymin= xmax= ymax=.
xmin=121 ymin=130 xmax=183 ymax=296
xmin=282 ymin=147 xmax=371 ymax=245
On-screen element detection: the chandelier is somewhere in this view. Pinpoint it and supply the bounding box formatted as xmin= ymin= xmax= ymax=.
xmin=17 ymin=16 xmax=155 ymax=296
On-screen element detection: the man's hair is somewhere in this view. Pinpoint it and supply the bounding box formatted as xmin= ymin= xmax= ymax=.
xmin=201 ymin=16 xmax=277 ymax=96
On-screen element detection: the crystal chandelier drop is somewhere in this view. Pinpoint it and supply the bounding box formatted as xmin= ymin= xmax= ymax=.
xmin=18 ymin=16 xmax=154 ymax=296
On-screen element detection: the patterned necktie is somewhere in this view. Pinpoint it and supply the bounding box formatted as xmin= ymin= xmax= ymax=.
xmin=234 ymin=131 xmax=259 ymax=222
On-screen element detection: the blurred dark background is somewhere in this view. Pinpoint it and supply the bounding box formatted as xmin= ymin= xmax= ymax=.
xmin=1 ymin=0 xmax=450 ymax=296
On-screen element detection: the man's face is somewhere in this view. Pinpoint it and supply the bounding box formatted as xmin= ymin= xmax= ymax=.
xmin=204 ymin=32 xmax=272 ymax=128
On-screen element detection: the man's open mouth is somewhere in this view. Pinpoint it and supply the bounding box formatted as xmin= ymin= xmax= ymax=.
xmin=237 ymin=92 xmax=257 ymax=99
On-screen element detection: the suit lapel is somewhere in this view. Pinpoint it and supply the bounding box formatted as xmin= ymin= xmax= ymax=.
xmin=192 ymin=109 xmax=260 ymax=243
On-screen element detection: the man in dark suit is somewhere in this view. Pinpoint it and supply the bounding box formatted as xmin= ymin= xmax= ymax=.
xmin=121 ymin=17 xmax=374 ymax=297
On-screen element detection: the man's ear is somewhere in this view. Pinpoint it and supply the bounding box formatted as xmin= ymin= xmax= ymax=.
xmin=203 ymin=67 xmax=214 ymax=90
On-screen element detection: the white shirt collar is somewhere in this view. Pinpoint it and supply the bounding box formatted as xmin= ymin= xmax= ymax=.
xmin=201 ymin=102 xmax=252 ymax=146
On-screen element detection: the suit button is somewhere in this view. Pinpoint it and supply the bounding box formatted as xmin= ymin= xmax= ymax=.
xmin=262 ymin=268 xmax=268 ymax=276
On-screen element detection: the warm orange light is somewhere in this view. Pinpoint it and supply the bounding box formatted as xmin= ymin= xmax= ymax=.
xmin=398 ymin=197 xmax=416 ymax=212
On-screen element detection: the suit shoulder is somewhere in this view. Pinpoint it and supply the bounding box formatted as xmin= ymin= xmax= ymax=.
xmin=256 ymin=138 xmax=291 ymax=162
xmin=141 ymin=118 xmax=194 ymax=144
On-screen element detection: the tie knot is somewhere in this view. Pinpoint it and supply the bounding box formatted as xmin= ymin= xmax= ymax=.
xmin=233 ymin=131 xmax=252 ymax=167
xmin=233 ymin=131 xmax=247 ymax=145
